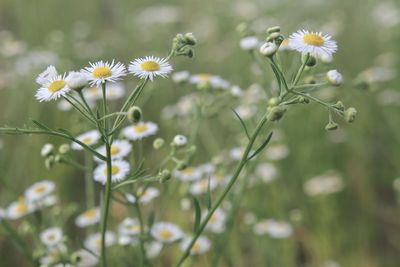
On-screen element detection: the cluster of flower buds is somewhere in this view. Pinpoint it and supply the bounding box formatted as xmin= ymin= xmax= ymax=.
xmin=259 ymin=26 xmax=284 ymax=57
xmin=171 ymin=33 xmax=197 ymax=58
xmin=40 ymin=143 xmax=70 ymax=169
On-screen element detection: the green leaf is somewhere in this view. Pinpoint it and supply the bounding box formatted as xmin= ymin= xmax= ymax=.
xmin=31 ymin=120 xmax=53 ymax=132
xmin=247 ymin=132 xmax=273 ymax=161
xmin=193 ymin=197 xmax=202 ymax=233
xmin=206 ymin=175 xmax=212 ymax=211
xmin=231 ymin=108 xmax=250 ymax=140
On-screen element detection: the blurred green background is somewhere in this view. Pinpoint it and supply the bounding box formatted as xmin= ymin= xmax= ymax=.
xmin=0 ymin=0 xmax=399 ymax=266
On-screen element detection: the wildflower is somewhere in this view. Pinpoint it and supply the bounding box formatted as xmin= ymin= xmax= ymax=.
xmin=35 ymin=74 xmax=70 ymax=102
xmin=151 ymin=222 xmax=184 ymax=243
xmin=278 ymin=38 xmax=291 ymax=51
xmin=84 ymin=232 xmax=116 ymax=254
xmin=25 ymin=180 xmax=55 ymax=203
xmin=180 ymin=235 xmax=211 ymax=255
xmin=118 ymin=218 xmax=142 ymax=236
xmin=75 ymin=207 xmax=101 ymax=228
xmin=93 ymin=160 xmax=130 ymax=185
xmin=104 ymin=82 xmax=125 ymax=100
xmin=153 ymin=138 xmax=165 ymax=149
xmin=7 ymin=198 xmax=35 ymax=220
xmin=129 ymin=56 xmax=172 ymax=81
xmin=326 ymin=70 xmax=343 ymax=86
xmin=189 ymin=74 xmax=230 ymax=90
xmin=40 ymin=227 xmax=63 ymax=247
xmin=255 ymin=163 xmax=278 ymax=184
xmin=36 ymin=65 xmax=58 ymax=85
xmin=125 ymin=187 xmax=160 ymax=204
xmin=122 ymin=121 xmax=158 ymax=141
xmin=266 ymin=220 xmax=293 ymax=238
xmin=172 ymin=71 xmax=190 ymax=83
xmin=174 ymin=166 xmax=203 ymax=182
xmin=146 ymin=241 xmax=163 ymax=259
xmin=93 ymin=140 xmax=132 ymax=162
xmin=265 ymin=144 xmax=289 ymax=160
xmin=71 ymin=130 xmax=101 ymax=150
xmin=66 ymin=71 xmax=88 ymax=91
xmin=71 ymin=249 xmax=98 ymax=267
xmin=204 ymin=208 xmax=227 ymax=234
xmin=240 ymin=36 xmax=260 ymax=51
xmin=189 ymin=178 xmax=218 ymax=195
xmin=289 ymin=30 xmax=337 ymax=58
xmin=259 ymin=42 xmax=278 ymax=57
xmin=41 ymin=144 xmax=54 ymax=157
xmin=127 ymin=106 xmax=142 ymax=123
xmin=83 ymin=60 xmax=126 ymax=87
xmin=304 ymin=171 xmax=344 ymax=196
xmin=173 ymin=134 xmax=187 ymax=146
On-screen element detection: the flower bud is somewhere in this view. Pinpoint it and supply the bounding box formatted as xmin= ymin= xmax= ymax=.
xmin=259 ymin=42 xmax=278 ymax=57
xmin=344 ymin=107 xmax=357 ymax=123
xmin=183 ymin=33 xmax=197 ymax=45
xmin=127 ymin=106 xmax=142 ymax=124
xmin=326 ymin=70 xmax=343 ymax=86
xmin=58 ymin=143 xmax=70 ymax=154
xmin=268 ymin=32 xmax=280 ymax=40
xmin=70 ymin=252 xmax=82 ymax=264
xmin=54 ymin=154 xmax=62 ymax=163
xmin=267 ymin=106 xmax=286 ymax=121
xmin=267 ymin=26 xmax=281 ymax=34
xmin=173 ymin=134 xmax=188 ymax=147
xmin=45 ymin=156 xmax=55 ymax=169
xmin=298 ymin=96 xmax=310 ymax=104
xmin=302 ymin=54 xmax=317 ymax=67
xmin=176 ymin=160 xmax=188 ymax=170
xmin=158 ymin=169 xmax=172 ymax=183
xmin=153 ymin=138 xmax=165 ymax=149
xmin=66 ymin=71 xmax=88 ymax=91
xmin=319 ymin=53 xmax=333 ymax=64
xmin=332 ymin=101 xmax=345 ymax=111
xmin=41 ymin=144 xmax=54 ymax=157
xmin=236 ymin=22 xmax=249 ymax=35
xmin=268 ymin=97 xmax=280 ymax=107
xmin=325 ymin=121 xmax=338 ymax=131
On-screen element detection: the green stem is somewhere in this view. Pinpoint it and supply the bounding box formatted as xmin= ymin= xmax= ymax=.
xmin=1 ymin=221 xmax=34 ymax=264
xmin=84 ymin=151 xmax=95 ymax=209
xmin=133 ymin=198 xmax=147 ymax=265
xmin=174 ymin=115 xmax=268 ymax=267
xmin=60 ymin=157 xmax=89 ymax=171
xmin=291 ymin=53 xmax=309 ymax=88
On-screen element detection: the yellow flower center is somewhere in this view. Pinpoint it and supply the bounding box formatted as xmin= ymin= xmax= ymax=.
xmin=110 ymin=146 xmax=120 ymax=155
xmin=130 ymin=225 xmax=141 ymax=232
xmin=192 ymin=242 xmax=201 ymax=253
xmin=92 ymin=66 xmax=112 ymax=78
xmin=103 ymin=165 xmax=120 ymax=175
xmin=16 ymin=200 xmax=28 ymax=213
xmin=182 ymin=167 xmax=194 ymax=175
xmin=134 ymin=124 xmax=148 ymax=133
xmin=83 ymin=209 xmax=97 ymax=219
xmin=82 ymin=137 xmax=92 ymax=144
xmin=303 ymin=33 xmax=324 ymax=46
xmin=47 ymin=234 xmax=56 ymax=241
xmin=159 ymin=230 xmax=172 ymax=240
xmin=209 ymin=214 xmax=218 ymax=224
xmin=198 ymin=74 xmax=211 ymax=82
xmin=48 ymin=80 xmax=66 ymax=93
xmin=34 ymin=185 xmax=47 ymax=193
xmin=281 ymin=38 xmax=289 ymax=47
xmin=140 ymin=61 xmax=161 ymax=72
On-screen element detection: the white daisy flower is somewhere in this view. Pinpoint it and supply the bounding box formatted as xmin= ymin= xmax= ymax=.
xmin=240 ymin=36 xmax=260 ymax=51
xmin=265 ymin=144 xmax=289 ymax=160
xmin=204 ymin=208 xmax=226 ymax=234
xmin=7 ymin=198 xmax=35 ymax=220
xmin=151 ymin=222 xmax=184 ymax=243
xmin=84 ymin=231 xmax=116 ymax=254
xmin=189 ymin=74 xmax=230 ymax=90
xmin=93 ymin=140 xmax=132 ymax=162
xmin=180 ymin=235 xmax=211 ymax=255
xmin=118 ymin=218 xmax=142 ymax=236
xmin=75 ymin=207 xmax=101 ymax=228
xmin=255 ymin=163 xmax=278 ymax=184
xmin=73 ymin=249 xmax=99 ymax=267
xmin=35 ymin=74 xmax=70 ymax=102
xmin=40 ymin=227 xmax=63 ymax=247
xmin=172 ymin=71 xmax=190 ymax=83
xmin=93 ymin=160 xmax=130 ymax=185
xmin=71 ymin=130 xmax=101 ymax=150
xmin=278 ymin=38 xmax=291 ymax=52
xmin=125 ymin=187 xmax=160 ymax=204
xmin=36 ymin=65 xmax=58 ymax=85
xmin=105 ymin=82 xmax=125 ymax=100
xmin=83 ymin=60 xmax=127 ymax=87
xmin=288 ymin=30 xmax=338 ymax=58
xmin=128 ymin=56 xmax=172 ymax=81
xmin=189 ymin=178 xmax=218 ymax=196
xmin=304 ymin=171 xmax=343 ymax=196
xmin=173 ymin=166 xmax=203 ymax=182
xmin=25 ymin=180 xmax=55 ymax=202
xmin=146 ymin=241 xmax=163 ymax=259
xmin=122 ymin=121 xmax=158 ymax=141
xmin=267 ymin=220 xmax=293 ymax=239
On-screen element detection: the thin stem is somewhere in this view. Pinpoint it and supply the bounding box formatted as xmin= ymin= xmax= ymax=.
xmin=1 ymin=221 xmax=34 ymax=264
xmin=60 ymin=156 xmax=89 ymax=171
xmin=99 ymin=112 xmax=127 ymax=121
xmin=174 ymin=115 xmax=268 ymax=267
xmin=78 ymin=91 xmax=96 ymax=119
xmin=63 ymin=96 xmax=96 ymax=125
xmin=291 ymin=90 xmax=344 ymax=115
xmin=134 ymin=198 xmax=148 ymax=265
xmin=84 ymin=151 xmax=95 ymax=209
xmin=291 ymin=53 xmax=309 ymax=87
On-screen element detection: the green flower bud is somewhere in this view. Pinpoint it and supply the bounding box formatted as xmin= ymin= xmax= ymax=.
xmin=268 ymin=97 xmax=280 ymax=107
xmin=325 ymin=121 xmax=338 ymax=131
xmin=274 ymin=35 xmax=285 ymax=46
xmin=176 ymin=161 xmax=188 ymax=170
xmin=259 ymin=42 xmax=278 ymax=57
xmin=127 ymin=106 xmax=142 ymax=124
xmin=298 ymin=96 xmax=310 ymax=104
xmin=41 ymin=144 xmax=54 ymax=157
xmin=158 ymin=169 xmax=172 ymax=183
xmin=267 ymin=26 xmax=281 ymax=34
xmin=58 ymin=143 xmax=70 ymax=154
xmin=332 ymin=101 xmax=345 ymax=111
xmin=326 ymin=70 xmax=343 ymax=86
xmin=45 ymin=156 xmax=55 ymax=169
xmin=344 ymin=107 xmax=357 ymax=123
xmin=302 ymin=54 xmax=317 ymax=67
xmin=236 ymin=22 xmax=249 ymax=35
xmin=54 ymin=154 xmax=62 ymax=164
xmin=153 ymin=138 xmax=165 ymax=149
xmin=70 ymin=251 xmax=82 ymax=264
xmin=268 ymin=32 xmax=281 ymax=40
xmin=184 ymin=33 xmax=197 ymax=45
xmin=267 ymin=106 xmax=287 ymax=121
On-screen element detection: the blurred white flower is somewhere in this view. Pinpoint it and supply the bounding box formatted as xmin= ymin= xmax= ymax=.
xmin=151 ymin=222 xmax=184 ymax=243
xmin=180 ymin=235 xmax=211 ymax=255
xmin=84 ymin=232 xmax=116 ymax=254
xmin=304 ymin=171 xmax=344 ymax=196
xmin=75 ymin=207 xmax=101 ymax=228
xmin=71 ymin=130 xmax=101 ymax=150
xmin=25 ymin=180 xmax=55 ymax=203
xmin=123 ymin=122 xmax=158 ymax=141
xmin=40 ymin=227 xmax=63 ymax=247
xmin=240 ymin=36 xmax=260 ymax=51
xmin=129 ymin=56 xmax=172 ymax=81
xmin=93 ymin=160 xmax=130 ymax=185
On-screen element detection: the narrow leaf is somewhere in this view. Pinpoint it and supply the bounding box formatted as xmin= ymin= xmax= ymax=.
xmin=206 ymin=175 xmax=212 ymax=211
xmin=247 ymin=132 xmax=273 ymax=161
xmin=193 ymin=197 xmax=202 ymax=233
xmin=31 ymin=120 xmax=53 ymax=132
xmin=231 ymin=108 xmax=250 ymax=140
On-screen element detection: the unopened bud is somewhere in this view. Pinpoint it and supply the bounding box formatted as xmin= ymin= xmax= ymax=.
xmin=127 ymin=106 xmax=142 ymax=124
xmin=259 ymin=42 xmax=278 ymax=57
xmin=302 ymin=54 xmax=317 ymax=67
xmin=326 ymin=70 xmax=343 ymax=86
xmin=173 ymin=135 xmax=188 ymax=147
xmin=184 ymin=33 xmax=197 ymax=45
xmin=158 ymin=169 xmax=172 ymax=183
xmin=176 ymin=161 xmax=188 ymax=170
xmin=45 ymin=156 xmax=55 ymax=169
xmin=325 ymin=121 xmax=338 ymax=131
xmin=58 ymin=143 xmax=70 ymax=154
xmin=267 ymin=26 xmax=281 ymax=34
xmin=344 ymin=107 xmax=357 ymax=123
xmin=41 ymin=144 xmax=54 ymax=157
xmin=332 ymin=101 xmax=345 ymax=111
xmin=268 ymin=97 xmax=280 ymax=107
xmin=267 ymin=106 xmax=286 ymax=121
xmin=153 ymin=138 xmax=165 ymax=149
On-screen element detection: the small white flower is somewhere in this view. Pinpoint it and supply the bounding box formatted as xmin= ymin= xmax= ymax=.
xmin=265 ymin=144 xmax=289 ymax=160
xmin=118 ymin=235 xmax=138 ymax=246
xmin=151 ymin=222 xmax=184 ymax=243
xmin=253 ymin=219 xmax=293 ymax=238
xmin=7 ymin=198 xmax=35 ymax=220
xmin=174 ymin=166 xmax=203 ymax=182
xmin=71 ymin=130 xmax=101 ymax=150
xmin=146 ymin=241 xmax=163 ymax=259
xmin=319 ymin=53 xmax=334 ymax=63
xmin=278 ymin=38 xmax=291 ymax=51
xmin=75 ymin=207 xmax=101 ymax=228
xmin=189 ymin=74 xmax=230 ymax=90
xmin=36 ymin=65 xmax=58 ymax=85
xmin=93 ymin=140 xmax=132 ymax=162
xmin=172 ymin=71 xmax=190 ymax=83
xmin=255 ymin=163 xmax=278 ymax=184
xmin=66 ymin=71 xmax=88 ymax=91
xmin=35 ymin=74 xmax=70 ymax=102
xmin=93 ymin=160 xmax=130 ymax=185
xmin=259 ymin=42 xmax=278 ymax=56
xmin=326 ymin=69 xmax=343 ymax=86
xmin=129 ymin=56 xmax=172 ymax=81
xmin=126 ymin=187 xmax=160 ymax=204
xmin=57 ymin=99 xmax=73 ymax=111
xmin=73 ymin=249 xmax=99 ymax=267
xmin=40 ymin=227 xmax=63 ymax=247
xmin=189 ymin=178 xmax=218 ymax=196
xmin=230 ymin=85 xmax=244 ymax=97
xmin=122 ymin=121 xmax=158 ymax=141
xmin=204 ymin=208 xmax=226 ymax=234
xmin=173 ymin=134 xmax=187 ymax=146
xmin=118 ymin=218 xmax=142 ymax=236
xmin=105 ymin=82 xmax=125 ymax=100
xmin=84 ymin=232 xmax=116 ymax=254
xmin=304 ymin=171 xmax=344 ymax=196
xmin=289 ymin=30 xmax=338 ymax=58
xmin=180 ymin=235 xmax=211 ymax=255
xmin=41 ymin=144 xmax=54 ymax=157
xmin=25 ymin=180 xmax=55 ymax=203
xmin=240 ymin=36 xmax=260 ymax=51
xmin=83 ymin=60 xmax=127 ymax=87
